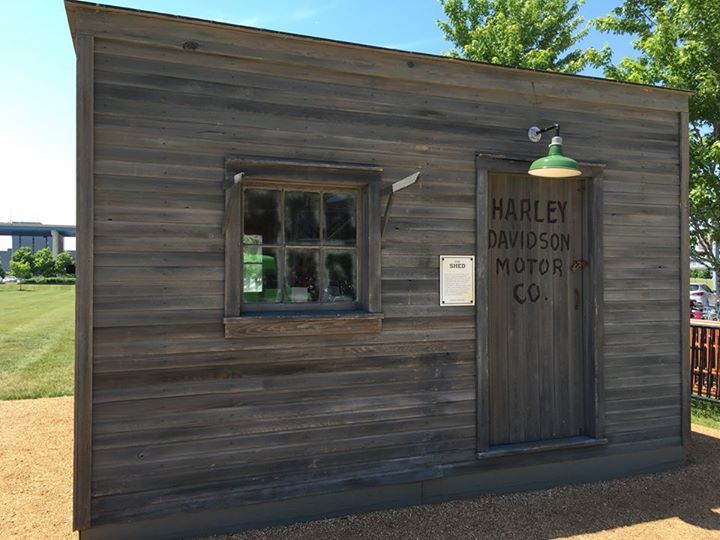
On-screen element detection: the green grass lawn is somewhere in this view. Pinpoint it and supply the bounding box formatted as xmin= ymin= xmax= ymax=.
xmin=691 ymin=398 xmax=720 ymax=430
xmin=0 ymin=284 xmax=75 ymax=400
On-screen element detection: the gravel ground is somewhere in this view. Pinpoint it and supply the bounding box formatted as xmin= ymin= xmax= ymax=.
xmin=0 ymin=396 xmax=76 ymax=540
xmin=2 ymin=396 xmax=720 ymax=539
xmin=211 ymin=425 xmax=720 ymax=540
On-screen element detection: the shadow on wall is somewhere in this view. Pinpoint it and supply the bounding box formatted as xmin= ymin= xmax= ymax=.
xmin=219 ymin=429 xmax=720 ymax=539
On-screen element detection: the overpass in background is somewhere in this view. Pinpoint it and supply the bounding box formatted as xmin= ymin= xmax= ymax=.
xmin=0 ymin=222 xmax=76 ymax=270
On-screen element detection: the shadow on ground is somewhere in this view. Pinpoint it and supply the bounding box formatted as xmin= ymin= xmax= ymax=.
xmin=211 ymin=427 xmax=720 ymax=539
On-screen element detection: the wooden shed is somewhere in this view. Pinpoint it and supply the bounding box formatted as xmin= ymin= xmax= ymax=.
xmin=66 ymin=1 xmax=691 ymax=538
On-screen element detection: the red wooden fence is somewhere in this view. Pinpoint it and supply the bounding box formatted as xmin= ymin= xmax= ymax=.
xmin=690 ymin=320 xmax=720 ymax=400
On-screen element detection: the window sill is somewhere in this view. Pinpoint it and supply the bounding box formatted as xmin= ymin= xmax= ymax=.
xmin=476 ymin=436 xmax=608 ymax=460
xmin=224 ymin=311 xmax=383 ymax=338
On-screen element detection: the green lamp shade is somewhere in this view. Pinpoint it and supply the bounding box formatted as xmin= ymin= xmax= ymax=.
xmin=528 ymin=136 xmax=582 ymax=178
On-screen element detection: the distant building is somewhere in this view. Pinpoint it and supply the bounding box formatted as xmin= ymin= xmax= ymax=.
xmin=0 ymin=222 xmax=76 ymax=270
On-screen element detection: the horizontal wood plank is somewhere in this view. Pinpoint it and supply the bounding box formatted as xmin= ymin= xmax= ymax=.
xmin=65 ymin=4 xmax=687 ymax=528
xmin=224 ymin=312 xmax=383 ymax=338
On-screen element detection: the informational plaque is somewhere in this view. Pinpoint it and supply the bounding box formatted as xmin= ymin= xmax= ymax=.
xmin=440 ymin=255 xmax=475 ymax=306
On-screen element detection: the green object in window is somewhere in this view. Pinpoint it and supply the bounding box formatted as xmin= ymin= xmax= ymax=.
xmin=243 ymin=248 xmax=280 ymax=303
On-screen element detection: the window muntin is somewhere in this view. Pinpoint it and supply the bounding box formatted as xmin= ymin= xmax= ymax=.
xmin=243 ymin=189 xmax=281 ymax=244
xmin=324 ymin=193 xmax=356 ymax=245
xmin=242 ymin=185 xmax=358 ymax=308
xmin=325 ymin=251 xmax=355 ymax=302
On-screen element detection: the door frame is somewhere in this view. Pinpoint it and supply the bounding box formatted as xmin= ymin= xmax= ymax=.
xmin=475 ymin=153 xmax=607 ymax=457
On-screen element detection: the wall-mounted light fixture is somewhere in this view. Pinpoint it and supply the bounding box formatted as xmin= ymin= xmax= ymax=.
xmin=527 ymin=124 xmax=582 ymax=178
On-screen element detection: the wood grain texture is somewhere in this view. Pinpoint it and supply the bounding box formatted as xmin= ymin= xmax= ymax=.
xmin=679 ymin=111 xmax=690 ymax=446
xmin=224 ymin=312 xmax=383 ymax=338
xmin=476 ymin=435 xmax=608 ymax=460
xmin=73 ymin=32 xmax=93 ymax=531
xmin=475 ymin=164 xmax=489 ymax=452
xmin=66 ymin=2 xmax=690 ymax=113
xmin=65 ymin=1 xmax=688 ymax=529
xmin=486 ymin=173 xmax=586 ymax=445
xmin=590 ymin=174 xmax=605 ymax=439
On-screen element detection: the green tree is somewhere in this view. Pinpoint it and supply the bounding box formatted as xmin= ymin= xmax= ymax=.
xmin=54 ymin=251 xmax=75 ymax=276
xmin=594 ymin=0 xmax=720 ymax=272
xmin=10 ymin=260 xmax=32 ymax=287
xmin=0 ymin=261 xmax=5 ymax=279
xmin=33 ymin=248 xmax=55 ymax=277
xmin=437 ymin=0 xmax=609 ymax=73
xmin=10 ymin=247 xmax=34 ymax=271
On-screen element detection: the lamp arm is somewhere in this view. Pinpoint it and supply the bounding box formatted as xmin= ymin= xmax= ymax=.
xmin=528 ymin=123 xmax=561 ymax=143
xmin=537 ymin=123 xmax=560 ymax=136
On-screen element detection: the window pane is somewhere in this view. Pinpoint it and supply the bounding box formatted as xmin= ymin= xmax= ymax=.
xmin=286 ymin=250 xmax=319 ymax=303
xmin=325 ymin=251 xmax=356 ymax=302
xmin=244 ymin=189 xmax=280 ymax=245
xmin=285 ymin=191 xmax=320 ymax=244
xmin=243 ymin=246 xmax=281 ymax=303
xmin=324 ymin=193 xmax=356 ymax=245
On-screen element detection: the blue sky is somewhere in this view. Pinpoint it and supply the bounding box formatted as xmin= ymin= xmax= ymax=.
xmin=0 ymin=0 xmax=632 ymax=250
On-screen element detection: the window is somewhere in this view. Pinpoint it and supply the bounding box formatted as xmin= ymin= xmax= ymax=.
xmin=223 ymin=157 xmax=383 ymax=337
xmin=243 ymin=187 xmax=358 ymax=308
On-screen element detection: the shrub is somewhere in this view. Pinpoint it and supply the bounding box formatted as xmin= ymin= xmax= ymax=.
xmin=54 ymin=251 xmax=76 ymax=276
xmin=10 ymin=259 xmax=32 ymax=280
xmin=33 ymin=248 xmax=55 ymax=277
xmin=691 ymin=268 xmax=713 ymax=279
xmin=23 ymin=276 xmax=76 ymax=285
xmin=10 ymin=246 xmax=33 ymax=269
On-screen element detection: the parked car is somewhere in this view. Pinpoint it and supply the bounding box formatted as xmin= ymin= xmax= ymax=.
xmin=2 ymin=276 xmax=20 ymax=283
xmin=690 ymin=283 xmax=717 ymax=307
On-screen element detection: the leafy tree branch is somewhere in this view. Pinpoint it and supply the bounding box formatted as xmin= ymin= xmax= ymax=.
xmin=437 ymin=0 xmax=610 ymax=73
xmin=595 ymin=0 xmax=720 ymax=274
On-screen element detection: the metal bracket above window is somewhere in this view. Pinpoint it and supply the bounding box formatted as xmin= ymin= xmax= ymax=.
xmin=381 ymin=171 xmax=420 ymax=237
xmin=222 ymin=172 xmax=244 ymax=235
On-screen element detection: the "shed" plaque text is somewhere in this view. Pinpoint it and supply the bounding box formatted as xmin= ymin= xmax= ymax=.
xmin=440 ymin=256 xmax=475 ymax=306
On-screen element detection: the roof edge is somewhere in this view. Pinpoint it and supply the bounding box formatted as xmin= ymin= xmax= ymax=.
xmin=64 ymin=0 xmax=693 ymax=97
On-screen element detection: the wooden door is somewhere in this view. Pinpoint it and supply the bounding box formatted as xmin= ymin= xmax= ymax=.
xmin=487 ymin=173 xmax=586 ymax=445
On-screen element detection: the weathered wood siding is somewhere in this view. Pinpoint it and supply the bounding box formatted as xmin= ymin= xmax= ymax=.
xmin=69 ymin=3 xmax=688 ymax=527
xmin=487 ymin=174 xmax=586 ymax=446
